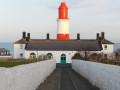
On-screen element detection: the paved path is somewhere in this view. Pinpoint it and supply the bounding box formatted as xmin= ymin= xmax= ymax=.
xmin=36 ymin=68 xmax=99 ymax=90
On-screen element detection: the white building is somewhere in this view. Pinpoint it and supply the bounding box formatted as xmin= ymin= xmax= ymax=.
xmin=14 ymin=32 xmax=114 ymax=64
xmin=14 ymin=2 xmax=114 ymax=64
xmin=0 ymin=48 xmax=11 ymax=58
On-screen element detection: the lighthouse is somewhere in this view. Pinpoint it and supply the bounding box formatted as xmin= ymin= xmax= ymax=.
xmin=57 ymin=2 xmax=70 ymax=39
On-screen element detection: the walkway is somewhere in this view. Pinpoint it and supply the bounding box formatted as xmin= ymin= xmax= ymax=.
xmin=36 ymin=68 xmax=99 ymax=90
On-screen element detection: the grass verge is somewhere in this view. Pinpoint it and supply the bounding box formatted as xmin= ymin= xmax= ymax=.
xmin=0 ymin=62 xmax=30 ymax=68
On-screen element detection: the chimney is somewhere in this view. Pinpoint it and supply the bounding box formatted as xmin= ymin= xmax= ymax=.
xmin=46 ymin=33 xmax=50 ymax=40
xmin=96 ymin=33 xmax=99 ymax=40
xmin=26 ymin=33 xmax=30 ymax=42
xmin=77 ymin=33 xmax=80 ymax=40
xmin=22 ymin=32 xmax=26 ymax=39
xmin=101 ymin=32 xmax=105 ymax=40
xmin=27 ymin=33 xmax=30 ymax=40
xmin=26 ymin=37 xmax=29 ymax=42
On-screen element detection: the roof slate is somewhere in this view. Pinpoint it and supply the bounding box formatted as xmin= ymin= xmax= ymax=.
xmin=14 ymin=39 xmax=26 ymax=44
xmin=102 ymin=39 xmax=114 ymax=44
xmin=14 ymin=38 xmax=114 ymax=51
xmin=25 ymin=39 xmax=103 ymax=51
xmin=0 ymin=48 xmax=10 ymax=52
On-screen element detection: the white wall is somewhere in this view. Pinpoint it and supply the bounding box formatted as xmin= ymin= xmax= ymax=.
xmin=25 ymin=50 xmax=77 ymax=63
xmin=0 ymin=56 xmax=12 ymax=58
xmin=101 ymin=44 xmax=114 ymax=54
xmin=14 ymin=44 xmax=25 ymax=59
xmin=0 ymin=68 xmax=6 ymax=90
xmin=72 ymin=60 xmax=120 ymax=90
xmin=0 ymin=60 xmax=56 ymax=90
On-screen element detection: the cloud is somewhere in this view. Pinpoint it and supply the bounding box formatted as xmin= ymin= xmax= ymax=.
xmin=70 ymin=0 xmax=108 ymax=8
xmin=48 ymin=0 xmax=109 ymax=10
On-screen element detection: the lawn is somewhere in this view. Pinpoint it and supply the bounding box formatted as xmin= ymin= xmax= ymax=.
xmin=0 ymin=58 xmax=48 ymax=68
xmin=0 ymin=62 xmax=30 ymax=68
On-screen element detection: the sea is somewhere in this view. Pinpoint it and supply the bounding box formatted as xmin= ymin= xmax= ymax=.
xmin=0 ymin=42 xmax=120 ymax=53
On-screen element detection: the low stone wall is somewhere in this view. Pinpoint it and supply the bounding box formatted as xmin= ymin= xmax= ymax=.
xmin=0 ymin=55 xmax=12 ymax=58
xmin=0 ymin=60 xmax=56 ymax=90
xmin=72 ymin=60 xmax=120 ymax=90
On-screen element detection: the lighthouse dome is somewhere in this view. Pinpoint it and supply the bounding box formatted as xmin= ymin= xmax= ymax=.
xmin=59 ymin=2 xmax=68 ymax=19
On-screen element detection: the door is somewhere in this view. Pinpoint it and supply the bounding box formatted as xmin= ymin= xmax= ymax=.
xmin=61 ymin=54 xmax=66 ymax=64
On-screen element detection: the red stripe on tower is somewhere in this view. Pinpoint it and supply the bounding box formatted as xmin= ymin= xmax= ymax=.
xmin=57 ymin=2 xmax=70 ymax=39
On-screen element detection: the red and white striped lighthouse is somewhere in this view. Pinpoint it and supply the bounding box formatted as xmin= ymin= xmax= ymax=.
xmin=57 ymin=2 xmax=70 ymax=39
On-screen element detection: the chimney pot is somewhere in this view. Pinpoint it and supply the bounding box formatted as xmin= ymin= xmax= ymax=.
xmin=47 ymin=33 xmax=50 ymax=39
xmin=27 ymin=33 xmax=30 ymax=40
xmin=26 ymin=33 xmax=30 ymax=42
xmin=22 ymin=32 xmax=26 ymax=39
xmin=77 ymin=33 xmax=80 ymax=40
xmin=96 ymin=33 xmax=99 ymax=40
xmin=101 ymin=32 xmax=105 ymax=40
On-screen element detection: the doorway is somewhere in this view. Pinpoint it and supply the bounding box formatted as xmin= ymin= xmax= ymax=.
xmin=61 ymin=54 xmax=66 ymax=64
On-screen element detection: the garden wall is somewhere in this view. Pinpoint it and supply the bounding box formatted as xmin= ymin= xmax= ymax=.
xmin=0 ymin=59 xmax=56 ymax=90
xmin=72 ymin=60 xmax=120 ymax=90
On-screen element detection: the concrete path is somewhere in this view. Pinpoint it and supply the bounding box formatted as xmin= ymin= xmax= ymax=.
xmin=36 ymin=68 xmax=99 ymax=90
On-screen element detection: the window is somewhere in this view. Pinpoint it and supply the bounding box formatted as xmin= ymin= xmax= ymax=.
xmin=72 ymin=53 xmax=83 ymax=59
xmin=20 ymin=54 xmax=23 ymax=59
xmin=104 ymin=45 xmax=107 ymax=50
xmin=47 ymin=53 xmax=53 ymax=59
xmin=20 ymin=44 xmax=23 ymax=49
xmin=29 ymin=53 xmax=36 ymax=59
xmin=7 ymin=52 xmax=10 ymax=55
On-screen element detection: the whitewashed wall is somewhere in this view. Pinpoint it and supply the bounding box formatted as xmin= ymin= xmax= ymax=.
xmin=0 ymin=56 xmax=12 ymax=58
xmin=25 ymin=50 xmax=77 ymax=63
xmin=72 ymin=60 xmax=120 ymax=90
xmin=14 ymin=44 xmax=25 ymax=59
xmin=0 ymin=60 xmax=56 ymax=90
xmin=101 ymin=44 xmax=114 ymax=54
xmin=0 ymin=68 xmax=6 ymax=89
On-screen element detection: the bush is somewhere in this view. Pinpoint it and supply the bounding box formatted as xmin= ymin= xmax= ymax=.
xmin=72 ymin=51 xmax=120 ymax=66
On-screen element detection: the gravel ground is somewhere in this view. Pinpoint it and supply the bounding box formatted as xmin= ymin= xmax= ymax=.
xmin=36 ymin=68 xmax=99 ymax=90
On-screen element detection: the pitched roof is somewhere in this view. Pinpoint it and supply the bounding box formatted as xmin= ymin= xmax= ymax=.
xmin=14 ymin=38 xmax=114 ymax=44
xmin=0 ymin=48 xmax=10 ymax=52
xmin=14 ymin=39 xmax=26 ymax=44
xmin=25 ymin=39 xmax=102 ymax=51
xmin=102 ymin=39 xmax=114 ymax=44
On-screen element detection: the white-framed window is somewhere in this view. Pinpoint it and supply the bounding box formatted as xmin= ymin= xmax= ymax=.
xmin=20 ymin=44 xmax=23 ymax=49
xmin=29 ymin=53 xmax=36 ymax=59
xmin=104 ymin=45 xmax=107 ymax=50
xmin=20 ymin=54 xmax=23 ymax=59
xmin=47 ymin=53 xmax=53 ymax=59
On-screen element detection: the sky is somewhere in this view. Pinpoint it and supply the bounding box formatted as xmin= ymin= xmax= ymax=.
xmin=0 ymin=0 xmax=120 ymax=43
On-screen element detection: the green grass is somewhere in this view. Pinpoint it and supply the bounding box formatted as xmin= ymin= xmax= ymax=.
xmin=0 ymin=62 xmax=30 ymax=68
